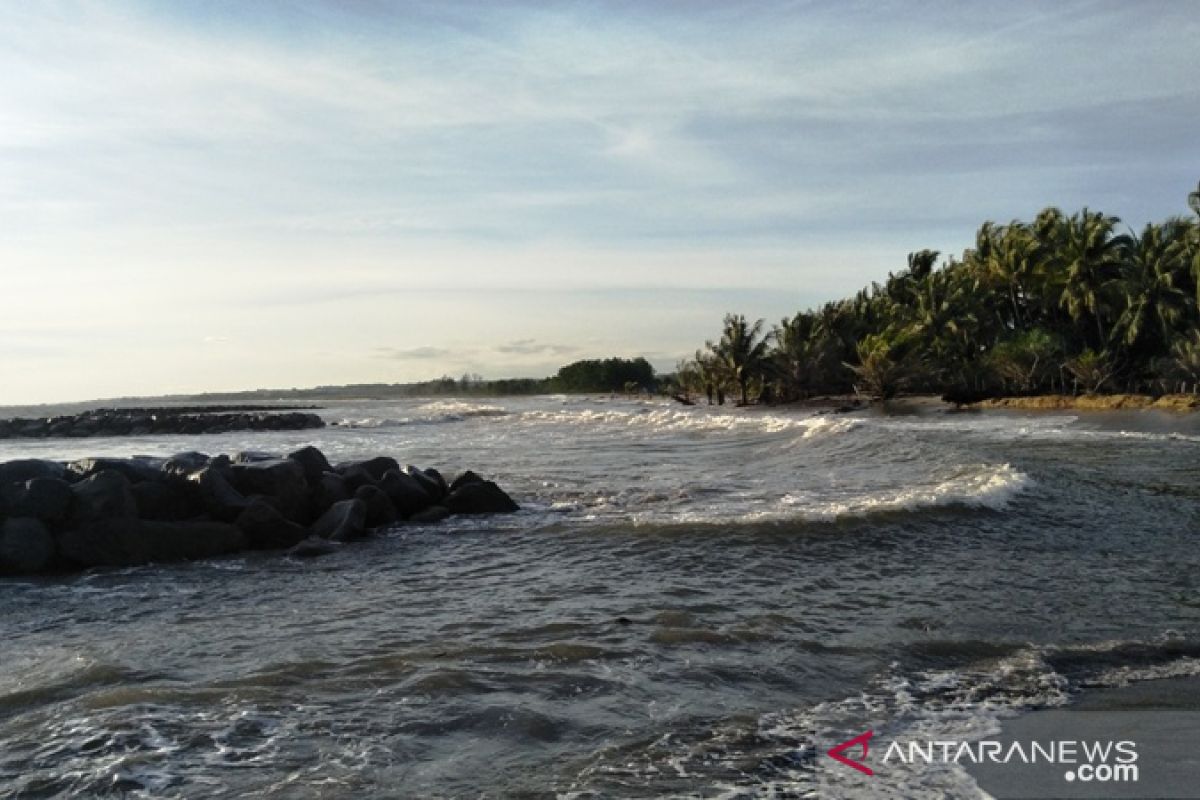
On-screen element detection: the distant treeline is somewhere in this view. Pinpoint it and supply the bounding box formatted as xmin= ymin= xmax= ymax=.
xmin=672 ymin=182 xmax=1200 ymax=403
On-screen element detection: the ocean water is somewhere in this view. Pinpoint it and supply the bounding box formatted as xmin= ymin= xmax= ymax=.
xmin=1 ymin=395 xmax=1199 ymax=798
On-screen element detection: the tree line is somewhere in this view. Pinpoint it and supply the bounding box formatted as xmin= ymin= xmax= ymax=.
xmin=673 ymin=182 xmax=1200 ymax=404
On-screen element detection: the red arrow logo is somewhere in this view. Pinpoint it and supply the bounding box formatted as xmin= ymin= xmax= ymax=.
xmin=827 ymin=730 xmax=875 ymax=775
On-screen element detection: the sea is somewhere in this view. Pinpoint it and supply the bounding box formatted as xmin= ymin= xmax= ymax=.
xmin=1 ymin=395 xmax=1198 ymax=798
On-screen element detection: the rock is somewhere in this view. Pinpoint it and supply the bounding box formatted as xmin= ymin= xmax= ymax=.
xmin=9 ymin=478 xmax=75 ymax=527
xmin=337 ymin=465 xmax=377 ymax=494
xmin=310 ymin=472 xmax=350 ymax=517
xmin=229 ymin=460 xmax=309 ymax=524
xmin=287 ymin=445 xmax=332 ymax=484
xmin=70 ymin=470 xmax=139 ymax=523
xmin=404 ymin=465 xmax=446 ymax=502
xmin=69 ymin=456 xmax=165 ymax=484
xmin=354 ymin=484 xmax=398 ymax=528
xmin=235 ymin=499 xmax=309 ymax=550
xmin=188 ymin=465 xmax=251 ymax=521
xmin=449 ymin=470 xmax=485 ymax=493
xmin=407 ymin=505 xmax=450 ymax=524
xmin=337 ymin=456 xmax=399 ymax=482
xmin=287 ymin=536 xmax=341 ymax=559
xmin=0 ymin=459 xmax=67 ymax=485
xmin=0 ymin=518 xmax=55 ymax=574
xmin=378 ymin=469 xmax=434 ymax=517
xmin=131 ymin=480 xmax=202 ymax=521
xmin=443 ymin=481 xmax=519 ymax=515
xmin=309 ymin=498 xmax=367 ymax=542
xmin=57 ymin=519 xmax=245 ymax=567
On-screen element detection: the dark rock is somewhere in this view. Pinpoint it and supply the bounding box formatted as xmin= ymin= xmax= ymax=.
xmin=10 ymin=478 xmax=75 ymax=527
xmin=449 ymin=470 xmax=485 ymax=493
xmin=310 ymin=472 xmax=350 ymax=517
xmin=131 ymin=480 xmax=202 ymax=521
xmin=229 ymin=460 xmax=309 ymax=524
xmin=443 ymin=481 xmax=519 ymax=515
xmin=287 ymin=445 xmax=332 ymax=484
xmin=337 ymin=456 xmax=399 ymax=482
xmin=189 ymin=466 xmax=251 ymax=521
xmin=57 ymin=518 xmax=245 ymax=567
xmin=378 ymin=469 xmax=434 ymax=517
xmin=309 ymin=499 xmax=367 ymax=542
xmin=235 ymin=499 xmax=309 ymax=550
xmin=0 ymin=459 xmax=67 ymax=485
xmin=355 ymin=484 xmax=398 ymax=528
xmin=407 ymin=505 xmax=451 ymax=523
xmin=404 ymin=465 xmax=446 ymax=502
xmin=337 ymin=465 xmax=377 ymax=494
xmin=69 ymin=456 xmax=165 ymax=484
xmin=70 ymin=470 xmax=138 ymax=523
xmin=287 ymin=536 xmax=341 ymax=559
xmin=0 ymin=518 xmax=55 ymax=574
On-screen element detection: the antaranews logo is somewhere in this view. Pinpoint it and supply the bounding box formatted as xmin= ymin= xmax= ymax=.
xmin=826 ymin=730 xmax=1138 ymax=785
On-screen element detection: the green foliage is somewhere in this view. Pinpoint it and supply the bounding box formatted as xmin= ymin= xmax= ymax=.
xmin=552 ymin=357 xmax=655 ymax=393
xmin=695 ymin=182 xmax=1200 ymax=401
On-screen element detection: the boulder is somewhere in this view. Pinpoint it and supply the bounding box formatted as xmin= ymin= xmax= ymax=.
xmin=0 ymin=518 xmax=56 ymax=574
xmin=69 ymin=456 xmax=165 ymax=484
xmin=287 ymin=536 xmax=341 ymax=559
xmin=378 ymin=469 xmax=434 ymax=517
xmin=70 ymin=470 xmax=138 ymax=523
xmin=229 ymin=460 xmax=309 ymax=524
xmin=9 ymin=478 xmax=75 ymax=527
xmin=131 ymin=480 xmax=202 ymax=521
xmin=337 ymin=456 xmax=399 ymax=482
xmin=404 ymin=465 xmax=446 ymax=502
xmin=310 ymin=472 xmax=350 ymax=517
xmin=337 ymin=465 xmax=377 ymax=494
xmin=443 ymin=481 xmax=519 ymax=515
xmin=0 ymin=459 xmax=68 ymax=485
xmin=287 ymin=445 xmax=333 ymax=484
xmin=57 ymin=519 xmax=245 ymax=567
xmin=309 ymin=498 xmax=367 ymax=542
xmin=449 ymin=470 xmax=485 ymax=493
xmin=407 ymin=505 xmax=451 ymax=524
xmin=355 ymin=484 xmax=398 ymax=528
xmin=189 ymin=465 xmax=251 ymax=521
xmin=235 ymin=499 xmax=309 ymax=550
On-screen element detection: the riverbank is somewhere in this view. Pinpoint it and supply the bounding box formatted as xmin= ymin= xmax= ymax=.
xmin=972 ymin=394 xmax=1200 ymax=412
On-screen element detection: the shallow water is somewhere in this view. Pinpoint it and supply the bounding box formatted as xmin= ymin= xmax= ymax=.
xmin=2 ymin=396 xmax=1199 ymax=797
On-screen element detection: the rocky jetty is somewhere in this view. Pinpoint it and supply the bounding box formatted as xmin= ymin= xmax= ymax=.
xmin=0 ymin=448 xmax=519 ymax=575
xmin=0 ymin=407 xmax=325 ymax=440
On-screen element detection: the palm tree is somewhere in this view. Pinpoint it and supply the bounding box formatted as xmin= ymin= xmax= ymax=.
xmin=1189 ymin=181 xmax=1200 ymax=219
xmin=1112 ymin=222 xmax=1191 ymax=352
xmin=708 ymin=314 xmax=770 ymax=405
xmin=1049 ymin=209 xmax=1126 ymax=346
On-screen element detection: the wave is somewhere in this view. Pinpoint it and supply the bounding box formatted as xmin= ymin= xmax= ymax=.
xmin=330 ymin=401 xmax=509 ymax=429
xmin=517 ymin=407 xmax=863 ymax=438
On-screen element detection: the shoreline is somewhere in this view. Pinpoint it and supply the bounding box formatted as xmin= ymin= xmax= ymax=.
xmin=966 ymin=675 xmax=1200 ymax=798
xmin=971 ymin=394 xmax=1200 ymax=412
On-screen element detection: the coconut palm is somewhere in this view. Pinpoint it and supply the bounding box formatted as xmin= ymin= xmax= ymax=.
xmin=1048 ymin=209 xmax=1126 ymax=346
xmin=1112 ymin=222 xmax=1191 ymax=351
xmin=707 ymin=314 xmax=771 ymax=405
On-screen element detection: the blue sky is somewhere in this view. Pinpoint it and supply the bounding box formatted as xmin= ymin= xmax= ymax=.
xmin=1 ymin=1 xmax=1197 ymax=403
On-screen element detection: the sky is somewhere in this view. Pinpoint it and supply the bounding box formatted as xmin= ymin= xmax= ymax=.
xmin=1 ymin=0 xmax=1197 ymax=404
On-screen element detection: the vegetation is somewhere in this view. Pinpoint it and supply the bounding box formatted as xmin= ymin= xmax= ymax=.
xmin=677 ymin=182 xmax=1200 ymax=404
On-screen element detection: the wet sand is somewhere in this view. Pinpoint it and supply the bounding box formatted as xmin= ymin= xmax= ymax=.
xmin=968 ymin=676 xmax=1200 ymax=799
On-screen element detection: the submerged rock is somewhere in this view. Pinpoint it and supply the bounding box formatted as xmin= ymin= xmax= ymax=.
xmin=407 ymin=505 xmax=451 ymax=524
xmin=287 ymin=536 xmax=341 ymax=559
xmin=443 ymin=481 xmax=520 ymax=515
xmin=310 ymin=498 xmax=367 ymax=542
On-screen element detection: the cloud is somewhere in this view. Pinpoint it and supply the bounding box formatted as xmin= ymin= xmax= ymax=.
xmin=494 ymin=339 xmax=580 ymax=356
xmin=374 ymin=346 xmax=453 ymax=360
